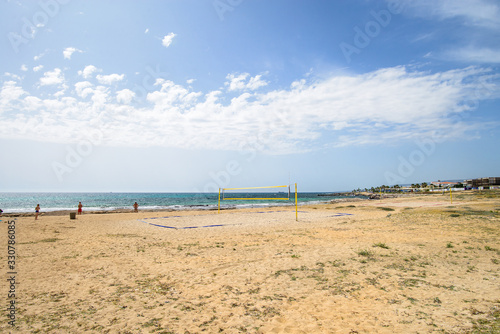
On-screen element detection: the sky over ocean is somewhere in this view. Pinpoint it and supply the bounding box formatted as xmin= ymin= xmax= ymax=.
xmin=1 ymin=0 xmax=499 ymax=192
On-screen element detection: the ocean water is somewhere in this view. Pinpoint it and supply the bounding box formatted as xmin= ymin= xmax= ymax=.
xmin=0 ymin=192 xmax=356 ymax=214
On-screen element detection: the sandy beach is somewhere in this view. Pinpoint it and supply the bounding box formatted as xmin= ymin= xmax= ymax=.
xmin=1 ymin=191 xmax=499 ymax=333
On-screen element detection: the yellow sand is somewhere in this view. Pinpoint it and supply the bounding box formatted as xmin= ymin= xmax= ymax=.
xmin=1 ymin=192 xmax=499 ymax=333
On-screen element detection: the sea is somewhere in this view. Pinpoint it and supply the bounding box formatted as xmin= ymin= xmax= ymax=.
xmin=0 ymin=192 xmax=357 ymax=214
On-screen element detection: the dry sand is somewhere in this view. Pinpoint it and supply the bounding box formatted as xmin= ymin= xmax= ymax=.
xmin=1 ymin=191 xmax=499 ymax=333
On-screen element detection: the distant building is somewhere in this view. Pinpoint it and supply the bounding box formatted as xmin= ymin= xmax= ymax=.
xmin=430 ymin=181 xmax=459 ymax=188
xmin=464 ymin=177 xmax=500 ymax=189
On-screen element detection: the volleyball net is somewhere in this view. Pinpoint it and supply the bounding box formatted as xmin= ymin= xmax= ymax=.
xmin=218 ymin=183 xmax=298 ymax=221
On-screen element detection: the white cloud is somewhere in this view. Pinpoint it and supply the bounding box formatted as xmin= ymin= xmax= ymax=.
xmin=226 ymin=73 xmax=268 ymax=91
xmin=34 ymin=51 xmax=47 ymax=61
xmin=147 ymin=79 xmax=201 ymax=108
xmin=90 ymin=86 xmax=109 ymax=106
xmin=63 ymin=47 xmax=83 ymax=59
xmin=4 ymin=72 xmax=21 ymax=81
xmin=0 ymin=81 xmax=26 ymax=105
xmin=247 ymin=74 xmax=268 ymax=90
xmin=73 ymin=82 xmax=110 ymax=104
xmin=96 ymin=73 xmax=125 ymax=85
xmin=399 ymin=0 xmax=500 ymax=29
xmin=20 ymin=65 xmax=28 ymax=72
xmin=444 ymin=46 xmax=500 ymax=64
xmin=434 ymin=0 xmax=499 ymax=29
xmin=145 ymin=28 xmax=149 ymax=34
xmin=162 ymin=32 xmax=176 ymax=47
xmin=78 ymin=65 xmax=100 ymax=79
xmin=74 ymin=81 xmax=94 ymax=98
xmin=1 ymin=66 xmax=498 ymax=154
xmin=23 ymin=96 xmax=43 ymax=111
xmin=33 ymin=65 xmax=44 ymax=72
xmin=53 ymin=87 xmax=68 ymax=98
xmin=116 ymin=89 xmax=135 ymax=104
xmin=412 ymin=32 xmax=435 ymax=43
xmin=226 ymin=73 xmax=248 ymax=91
xmin=187 ymin=78 xmax=196 ymax=84
xmin=39 ymin=68 xmax=64 ymax=86
xmin=400 ymin=0 xmax=500 ymax=64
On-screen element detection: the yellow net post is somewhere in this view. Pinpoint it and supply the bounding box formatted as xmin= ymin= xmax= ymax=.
xmin=295 ymin=183 xmax=298 ymax=221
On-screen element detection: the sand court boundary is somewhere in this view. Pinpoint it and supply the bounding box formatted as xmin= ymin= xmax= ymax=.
xmin=138 ymin=210 xmax=354 ymax=230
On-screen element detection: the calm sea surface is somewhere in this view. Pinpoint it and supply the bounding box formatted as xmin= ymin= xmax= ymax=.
xmin=0 ymin=192 xmax=356 ymax=213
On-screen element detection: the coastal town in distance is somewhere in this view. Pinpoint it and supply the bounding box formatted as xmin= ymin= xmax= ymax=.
xmin=356 ymin=176 xmax=500 ymax=193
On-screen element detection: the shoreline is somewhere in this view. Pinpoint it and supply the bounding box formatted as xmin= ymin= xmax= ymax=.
xmin=0 ymin=193 xmax=413 ymax=217
xmin=4 ymin=190 xmax=458 ymax=217
xmin=0 ymin=192 xmax=351 ymax=217
xmin=0 ymin=202 xmax=294 ymax=217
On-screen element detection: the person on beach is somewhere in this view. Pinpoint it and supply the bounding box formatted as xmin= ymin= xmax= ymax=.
xmin=0 ymin=208 xmax=3 ymax=216
xmin=133 ymin=202 xmax=139 ymax=212
xmin=35 ymin=204 xmax=40 ymax=220
xmin=78 ymin=202 xmax=83 ymax=215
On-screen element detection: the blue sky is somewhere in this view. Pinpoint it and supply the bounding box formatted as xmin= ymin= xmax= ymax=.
xmin=0 ymin=0 xmax=499 ymax=192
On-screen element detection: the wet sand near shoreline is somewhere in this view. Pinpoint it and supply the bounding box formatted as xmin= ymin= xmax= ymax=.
xmin=1 ymin=192 xmax=499 ymax=333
